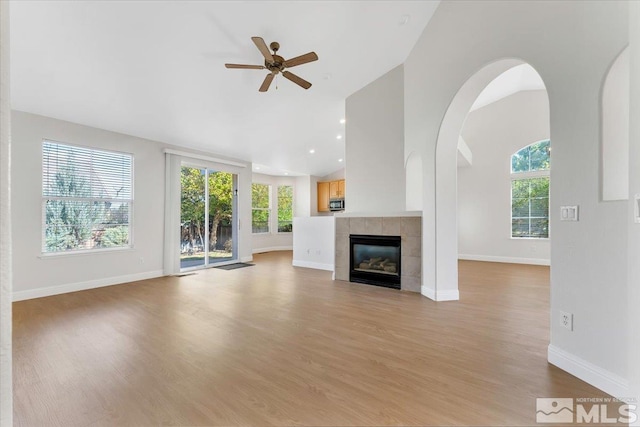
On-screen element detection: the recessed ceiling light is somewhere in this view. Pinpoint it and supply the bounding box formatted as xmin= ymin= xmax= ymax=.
xmin=336 ymin=135 xmax=342 ymax=140
xmin=339 ymin=118 xmax=346 ymax=124
xmin=309 ymin=149 xmax=315 ymax=154
xmin=338 ymin=158 xmax=343 ymax=162
xmin=284 ymin=172 xmax=289 ymax=175
xmin=255 ymin=166 xmax=260 ymax=170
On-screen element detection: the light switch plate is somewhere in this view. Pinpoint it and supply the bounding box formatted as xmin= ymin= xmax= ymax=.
xmin=560 ymin=206 xmax=579 ymax=221
xmin=635 ymin=194 xmax=640 ymax=224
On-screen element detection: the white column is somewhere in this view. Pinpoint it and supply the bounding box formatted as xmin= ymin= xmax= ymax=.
xmin=0 ymin=0 xmax=12 ymax=425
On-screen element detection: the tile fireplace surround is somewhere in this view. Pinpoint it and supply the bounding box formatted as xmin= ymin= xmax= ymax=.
xmin=334 ymin=214 xmax=422 ymax=292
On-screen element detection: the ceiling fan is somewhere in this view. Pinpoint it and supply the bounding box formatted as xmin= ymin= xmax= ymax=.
xmin=225 ymin=37 xmax=318 ymax=92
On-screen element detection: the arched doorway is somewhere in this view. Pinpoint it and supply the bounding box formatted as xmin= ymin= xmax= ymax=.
xmin=429 ymin=58 xmax=550 ymax=300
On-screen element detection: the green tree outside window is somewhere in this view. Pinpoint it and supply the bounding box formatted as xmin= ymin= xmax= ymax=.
xmin=277 ymin=185 xmax=293 ymax=232
xmin=511 ymin=140 xmax=550 ymax=238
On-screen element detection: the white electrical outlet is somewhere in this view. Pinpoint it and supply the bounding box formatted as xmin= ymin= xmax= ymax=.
xmin=560 ymin=311 xmax=573 ymax=331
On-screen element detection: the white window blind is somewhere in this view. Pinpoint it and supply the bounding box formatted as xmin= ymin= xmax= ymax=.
xmin=42 ymin=141 xmax=133 ymax=253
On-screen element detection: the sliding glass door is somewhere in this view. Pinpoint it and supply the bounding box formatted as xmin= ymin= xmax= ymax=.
xmin=180 ymin=166 xmax=237 ymax=270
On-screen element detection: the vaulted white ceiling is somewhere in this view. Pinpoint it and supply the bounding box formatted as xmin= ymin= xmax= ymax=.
xmin=470 ymin=64 xmax=546 ymax=112
xmin=10 ymin=1 xmax=440 ymax=177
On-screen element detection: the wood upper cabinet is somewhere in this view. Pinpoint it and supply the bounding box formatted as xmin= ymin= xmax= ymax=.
xmin=329 ymin=181 xmax=339 ymax=199
xmin=318 ymin=181 xmax=330 ymax=212
xmin=317 ymin=179 xmax=345 ymax=212
xmin=329 ymin=179 xmax=345 ymax=198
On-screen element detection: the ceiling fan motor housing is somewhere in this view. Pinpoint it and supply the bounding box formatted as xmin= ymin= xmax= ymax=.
xmin=266 ymin=54 xmax=286 ymax=74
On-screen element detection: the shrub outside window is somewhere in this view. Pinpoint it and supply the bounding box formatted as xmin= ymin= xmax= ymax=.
xmin=42 ymin=141 xmax=133 ymax=253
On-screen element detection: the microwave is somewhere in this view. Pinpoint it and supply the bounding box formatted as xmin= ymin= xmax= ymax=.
xmin=329 ymin=198 xmax=345 ymax=211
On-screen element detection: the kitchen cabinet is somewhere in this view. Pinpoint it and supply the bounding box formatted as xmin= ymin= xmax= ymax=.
xmin=329 ymin=179 xmax=345 ymax=198
xmin=318 ymin=181 xmax=330 ymax=212
xmin=329 ymin=181 xmax=339 ymax=199
xmin=317 ymin=179 xmax=345 ymax=213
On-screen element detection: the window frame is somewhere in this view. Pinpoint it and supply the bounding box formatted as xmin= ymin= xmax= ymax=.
xmin=276 ymin=184 xmax=294 ymax=234
xmin=41 ymin=139 xmax=134 ymax=255
xmin=251 ymin=182 xmax=271 ymax=234
xmin=510 ymin=140 xmax=550 ymax=240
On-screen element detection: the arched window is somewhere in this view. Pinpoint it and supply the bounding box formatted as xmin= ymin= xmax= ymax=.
xmin=511 ymin=140 xmax=550 ymax=238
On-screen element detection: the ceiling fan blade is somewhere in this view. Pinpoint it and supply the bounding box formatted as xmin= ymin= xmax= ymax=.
xmin=225 ymin=63 xmax=265 ymax=69
xmin=284 ymin=52 xmax=318 ymax=68
xmin=282 ymin=71 xmax=312 ymax=90
xmin=251 ymin=36 xmax=274 ymax=63
xmin=259 ymin=73 xmax=275 ymax=92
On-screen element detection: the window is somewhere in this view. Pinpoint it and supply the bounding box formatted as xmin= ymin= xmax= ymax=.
xmin=511 ymin=140 xmax=550 ymax=238
xmin=277 ymin=185 xmax=293 ymax=232
xmin=42 ymin=141 xmax=133 ymax=253
xmin=251 ymin=183 xmax=270 ymax=233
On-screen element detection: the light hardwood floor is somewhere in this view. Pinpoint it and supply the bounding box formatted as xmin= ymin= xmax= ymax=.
xmin=13 ymin=251 xmax=609 ymax=426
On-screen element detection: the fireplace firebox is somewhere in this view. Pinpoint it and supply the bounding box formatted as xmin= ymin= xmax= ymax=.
xmin=349 ymin=234 xmax=401 ymax=289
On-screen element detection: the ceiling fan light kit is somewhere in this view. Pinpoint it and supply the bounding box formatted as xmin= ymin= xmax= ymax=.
xmin=225 ymin=36 xmax=318 ymax=92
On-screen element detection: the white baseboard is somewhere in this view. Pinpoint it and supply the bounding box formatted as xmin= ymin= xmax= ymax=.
xmin=13 ymin=270 xmax=165 ymax=302
xmin=240 ymin=256 xmax=253 ymax=263
xmin=422 ymin=286 xmax=436 ymax=300
xmin=548 ymin=344 xmax=629 ymax=399
xmin=252 ymin=246 xmax=293 ymax=254
xmin=421 ymin=286 xmax=460 ymax=301
xmin=292 ymin=260 xmax=334 ymax=271
xmin=437 ymin=289 xmax=460 ymax=301
xmin=458 ymin=254 xmax=550 ymax=266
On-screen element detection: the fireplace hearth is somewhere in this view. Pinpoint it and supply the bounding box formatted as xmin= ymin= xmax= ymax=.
xmin=350 ymin=234 xmax=401 ymax=289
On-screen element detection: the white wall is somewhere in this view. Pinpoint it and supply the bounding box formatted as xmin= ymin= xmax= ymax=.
xmin=251 ymin=172 xmax=295 ymax=253
xmin=405 ymin=152 xmax=422 ymax=211
xmin=345 ymin=65 xmax=405 ymax=213
xmin=403 ymin=0 xmax=629 ymax=396
xmin=320 ymin=168 xmax=345 ymax=182
xmin=12 ymin=111 xmax=165 ymax=298
xmin=458 ymin=90 xmax=550 ymax=265
xmin=602 ymin=47 xmax=630 ymax=201
xmin=292 ymin=216 xmax=335 ymax=271
xmin=0 ymin=1 xmax=11 ymax=423
xmin=294 ymin=175 xmax=311 ymax=217
xmin=11 ymin=111 xmax=253 ymax=298
xmin=628 ymin=0 xmax=640 ymax=407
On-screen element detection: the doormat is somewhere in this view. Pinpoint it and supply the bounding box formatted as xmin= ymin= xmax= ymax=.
xmin=214 ymin=263 xmax=255 ymax=270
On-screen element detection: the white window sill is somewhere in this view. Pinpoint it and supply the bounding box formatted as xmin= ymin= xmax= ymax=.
xmin=39 ymin=246 xmax=135 ymax=259
xmin=510 ymin=237 xmax=550 ymax=241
